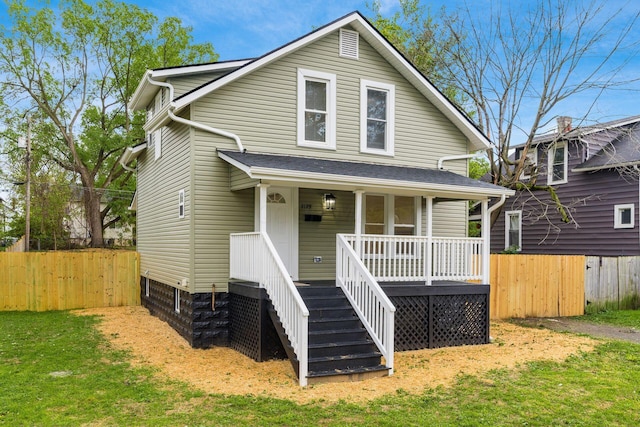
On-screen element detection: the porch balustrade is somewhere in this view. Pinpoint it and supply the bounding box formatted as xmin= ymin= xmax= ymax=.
xmin=342 ymin=234 xmax=484 ymax=283
xmin=336 ymin=234 xmax=395 ymax=374
xmin=230 ymin=232 xmax=309 ymax=386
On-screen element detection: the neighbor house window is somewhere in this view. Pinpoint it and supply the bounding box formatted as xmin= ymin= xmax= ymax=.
xmin=547 ymin=141 xmax=567 ymax=185
xmin=360 ymin=80 xmax=395 ymax=156
xmin=174 ymin=288 xmax=180 ymax=313
xmin=505 ymin=210 xmax=522 ymax=251
xmin=297 ymin=68 xmax=336 ymax=149
xmin=614 ymin=204 xmax=634 ymax=229
xmin=515 ymin=146 xmax=537 ymax=181
xmin=178 ymin=189 xmax=185 ymax=219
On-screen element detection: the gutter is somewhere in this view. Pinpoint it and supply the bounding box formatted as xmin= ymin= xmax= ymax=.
xmin=438 ymin=152 xmax=484 ymax=170
xmin=145 ymin=74 xmax=245 ymax=152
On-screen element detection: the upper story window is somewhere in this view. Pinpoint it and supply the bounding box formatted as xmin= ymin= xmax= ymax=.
xmin=547 ymin=141 xmax=567 ymax=185
xmin=515 ymin=146 xmax=537 ymax=181
xmin=360 ymin=80 xmax=395 ymax=156
xmin=297 ymin=68 xmax=336 ymax=150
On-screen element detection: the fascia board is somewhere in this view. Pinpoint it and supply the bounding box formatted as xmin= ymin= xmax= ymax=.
xmin=170 ymin=13 xmax=491 ymax=153
xmin=151 ymin=60 xmax=252 ymax=78
xmin=244 ymin=166 xmax=514 ymax=199
xmin=572 ymin=160 xmax=640 ymax=173
xmin=128 ymin=70 xmax=153 ymax=112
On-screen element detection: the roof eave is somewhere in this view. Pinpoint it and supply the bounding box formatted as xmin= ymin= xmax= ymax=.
xmin=172 ymin=12 xmax=492 ymax=151
xmin=572 ymin=160 xmax=640 ymax=173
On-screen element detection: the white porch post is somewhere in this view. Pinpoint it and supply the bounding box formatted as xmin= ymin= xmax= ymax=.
xmin=354 ymin=190 xmax=364 ymax=257
xmin=256 ymin=183 xmax=270 ymax=232
xmin=481 ymin=199 xmax=490 ymax=284
xmin=425 ymin=196 xmax=434 ymax=286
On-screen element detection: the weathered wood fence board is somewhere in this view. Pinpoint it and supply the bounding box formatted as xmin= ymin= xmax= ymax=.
xmin=489 ymin=254 xmax=585 ymax=319
xmin=585 ymin=256 xmax=640 ymax=310
xmin=1 ymin=251 xmax=140 ymax=311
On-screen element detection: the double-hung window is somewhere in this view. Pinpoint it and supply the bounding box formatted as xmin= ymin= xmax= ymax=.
xmin=360 ymin=80 xmax=395 ymax=156
xmin=297 ymin=69 xmax=336 ymax=149
xmin=547 ymin=141 xmax=567 ymax=184
xmin=515 ymin=146 xmax=537 ymax=180
xmin=505 ymin=210 xmax=522 ymax=251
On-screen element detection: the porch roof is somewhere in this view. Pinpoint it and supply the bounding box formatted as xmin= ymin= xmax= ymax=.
xmin=218 ymin=150 xmax=514 ymax=200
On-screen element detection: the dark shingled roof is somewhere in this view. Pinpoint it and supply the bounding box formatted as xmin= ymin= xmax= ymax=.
xmin=574 ymin=124 xmax=640 ymax=171
xmin=218 ymin=150 xmax=508 ymax=194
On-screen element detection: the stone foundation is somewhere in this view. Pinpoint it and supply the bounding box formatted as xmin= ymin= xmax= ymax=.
xmin=140 ymin=277 xmax=229 ymax=348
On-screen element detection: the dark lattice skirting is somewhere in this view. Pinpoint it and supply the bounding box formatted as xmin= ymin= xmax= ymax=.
xmin=228 ymin=282 xmax=286 ymax=362
xmin=228 ymin=282 xmax=286 ymax=361
xmin=140 ymin=278 xmax=229 ymax=348
xmin=383 ymin=283 xmax=490 ymax=350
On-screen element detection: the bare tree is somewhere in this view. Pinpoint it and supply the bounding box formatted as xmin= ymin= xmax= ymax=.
xmin=430 ymin=0 xmax=640 ymax=225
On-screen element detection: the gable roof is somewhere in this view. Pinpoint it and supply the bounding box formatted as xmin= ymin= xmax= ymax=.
xmin=218 ymin=150 xmax=514 ymax=200
xmin=573 ymin=122 xmax=640 ymax=172
xmin=525 ymin=115 xmax=640 ymax=147
xmin=131 ymin=11 xmax=492 ymax=152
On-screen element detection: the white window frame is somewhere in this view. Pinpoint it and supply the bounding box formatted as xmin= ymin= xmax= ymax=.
xmin=360 ymin=80 xmax=395 ymax=156
xmin=505 ymin=210 xmax=522 ymax=251
xmin=174 ymin=288 xmax=180 ymax=313
xmin=178 ymin=189 xmax=185 ymax=219
xmin=297 ymin=68 xmax=336 ymax=150
xmin=547 ymin=141 xmax=567 ymax=185
xmin=614 ymin=204 xmax=634 ymax=229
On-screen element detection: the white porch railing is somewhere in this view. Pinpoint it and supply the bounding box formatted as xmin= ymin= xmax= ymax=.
xmin=343 ymin=234 xmax=484 ymax=282
xmin=230 ymin=232 xmax=310 ymax=387
xmin=336 ymin=234 xmax=395 ymax=375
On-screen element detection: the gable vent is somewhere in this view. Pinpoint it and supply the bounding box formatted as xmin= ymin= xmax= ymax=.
xmin=340 ymin=29 xmax=359 ymax=59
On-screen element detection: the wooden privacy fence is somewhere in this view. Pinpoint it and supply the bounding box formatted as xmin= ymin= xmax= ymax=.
xmin=489 ymin=254 xmax=585 ymax=319
xmin=585 ymin=256 xmax=640 ymax=310
xmin=1 ymin=250 xmax=140 ymax=311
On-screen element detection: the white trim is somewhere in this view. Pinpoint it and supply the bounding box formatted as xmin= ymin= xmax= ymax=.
xmin=178 ymin=189 xmax=185 ymax=219
xmin=360 ymin=79 xmax=395 ymax=156
xmin=297 ymin=69 xmax=336 ymax=149
xmin=162 ymin=12 xmax=491 ymax=151
xmin=614 ymin=203 xmax=635 ymax=229
xmin=505 ymin=210 xmax=522 ymax=251
xmin=547 ymin=141 xmax=568 ymax=185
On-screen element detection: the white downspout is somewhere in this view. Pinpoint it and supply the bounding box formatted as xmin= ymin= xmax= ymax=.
xmin=482 ymin=194 xmax=507 ymax=284
xmin=438 ymin=152 xmax=484 ymax=170
xmin=145 ymin=74 xmax=245 ymax=153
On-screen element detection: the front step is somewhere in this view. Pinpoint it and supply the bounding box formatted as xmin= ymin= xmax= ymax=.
xmin=297 ymin=285 xmax=390 ymax=383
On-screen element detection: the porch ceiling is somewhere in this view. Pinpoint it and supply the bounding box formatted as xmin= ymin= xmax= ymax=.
xmin=218 ymin=150 xmax=514 ymax=200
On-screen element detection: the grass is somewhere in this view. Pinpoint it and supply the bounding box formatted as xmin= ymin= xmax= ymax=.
xmin=1 ymin=311 xmax=640 ymax=426
xmin=579 ymin=307 xmax=640 ymax=329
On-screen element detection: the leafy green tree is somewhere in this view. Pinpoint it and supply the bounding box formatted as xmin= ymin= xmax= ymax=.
xmin=0 ymin=0 xmax=217 ymax=247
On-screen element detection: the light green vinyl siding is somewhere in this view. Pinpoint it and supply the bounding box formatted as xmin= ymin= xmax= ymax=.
xmin=137 ymin=121 xmax=192 ymax=290
xmin=169 ymin=72 xmax=229 ymax=98
xmin=193 ymin=28 xmax=469 ymax=174
xmin=432 ymin=201 xmax=468 ymax=237
xmin=230 ymin=167 xmax=259 ymax=190
xmin=298 ymin=189 xmax=355 ymax=280
xmin=192 ymin=132 xmax=254 ymax=293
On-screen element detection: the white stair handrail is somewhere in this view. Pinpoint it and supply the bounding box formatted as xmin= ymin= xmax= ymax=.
xmin=336 ymin=234 xmax=395 ymax=374
xmin=230 ymin=231 xmax=309 ymax=386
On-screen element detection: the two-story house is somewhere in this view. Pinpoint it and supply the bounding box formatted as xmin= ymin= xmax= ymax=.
xmin=491 ymin=115 xmax=640 ymax=256
xmin=123 ymin=12 xmax=513 ymax=386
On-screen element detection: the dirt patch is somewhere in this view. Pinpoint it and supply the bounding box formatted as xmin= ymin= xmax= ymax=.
xmin=74 ymin=306 xmax=596 ymax=404
xmin=513 ymin=317 xmax=640 ymax=344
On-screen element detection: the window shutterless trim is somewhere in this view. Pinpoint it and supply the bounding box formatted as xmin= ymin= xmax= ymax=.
xmin=614 ymin=203 xmax=634 ymax=229
xmin=505 ymin=210 xmax=522 ymax=251
xmin=297 ymin=68 xmax=336 ymax=150
xmin=360 ymin=79 xmax=395 ymax=156
xmin=547 ymin=141 xmax=567 ymax=185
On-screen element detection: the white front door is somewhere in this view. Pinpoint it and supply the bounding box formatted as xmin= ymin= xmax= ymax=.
xmin=265 ymin=187 xmax=298 ymax=280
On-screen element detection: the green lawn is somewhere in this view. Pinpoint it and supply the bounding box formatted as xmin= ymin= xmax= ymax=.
xmin=1 ymin=310 xmax=639 ymax=426
xmin=579 ymin=307 xmax=640 ymax=329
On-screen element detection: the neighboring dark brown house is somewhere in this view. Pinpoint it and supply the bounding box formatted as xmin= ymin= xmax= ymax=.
xmin=491 ymin=115 xmax=640 ymax=256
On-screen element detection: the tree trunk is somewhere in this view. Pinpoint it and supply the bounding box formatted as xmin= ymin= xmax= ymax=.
xmin=84 ymin=188 xmax=105 ymax=248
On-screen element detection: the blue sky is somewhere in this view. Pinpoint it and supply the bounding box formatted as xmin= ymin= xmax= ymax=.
xmin=1 ymin=0 xmax=639 ymax=126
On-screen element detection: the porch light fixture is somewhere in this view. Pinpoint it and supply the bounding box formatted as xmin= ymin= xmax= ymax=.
xmin=323 ymin=193 xmax=336 ymax=210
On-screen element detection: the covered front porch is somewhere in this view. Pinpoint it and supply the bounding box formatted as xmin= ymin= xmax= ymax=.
xmin=220 ymin=150 xmax=513 ymax=386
